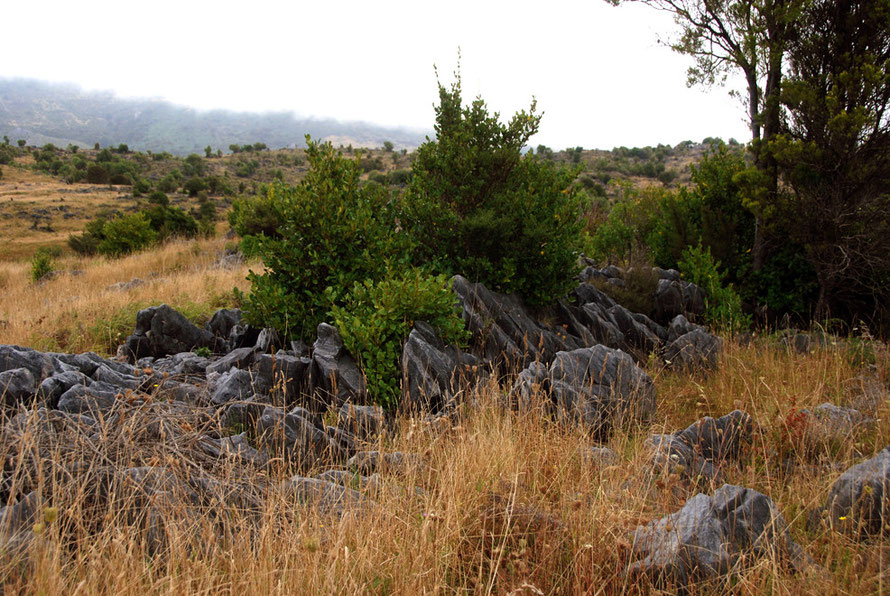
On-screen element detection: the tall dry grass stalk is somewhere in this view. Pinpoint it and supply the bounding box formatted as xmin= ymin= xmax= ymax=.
xmin=0 ymin=339 xmax=886 ymax=593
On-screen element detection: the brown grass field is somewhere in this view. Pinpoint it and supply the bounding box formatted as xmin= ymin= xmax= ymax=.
xmin=0 ymin=337 xmax=886 ymax=594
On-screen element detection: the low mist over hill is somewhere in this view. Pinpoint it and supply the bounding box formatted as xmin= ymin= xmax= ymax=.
xmin=0 ymin=78 xmax=429 ymax=154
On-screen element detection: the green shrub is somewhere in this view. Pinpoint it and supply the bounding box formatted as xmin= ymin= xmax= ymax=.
xmin=183 ymin=177 xmax=208 ymax=197
xmin=228 ymin=192 xmax=288 ymax=247
xmin=330 ymin=270 xmax=468 ymax=409
xmin=0 ymin=145 xmax=15 ymax=165
xmin=678 ymin=243 xmax=750 ymax=333
xmin=143 ymin=204 xmax=199 ymax=241
xmin=86 ymin=164 xmax=109 ymax=184
xmin=30 ymin=247 xmax=56 ymax=283
xmin=132 ymin=177 xmax=151 ymax=197
xmin=241 ymin=137 xmax=412 ymax=341
xmin=402 ymin=73 xmax=585 ymax=306
xmin=97 ymin=213 xmax=157 ymax=257
xmin=68 ymin=215 xmax=109 ymax=256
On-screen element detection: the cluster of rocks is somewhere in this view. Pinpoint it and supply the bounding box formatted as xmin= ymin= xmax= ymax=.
xmin=0 ymin=268 xmax=785 ymax=589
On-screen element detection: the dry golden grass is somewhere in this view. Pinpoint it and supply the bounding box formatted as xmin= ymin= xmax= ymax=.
xmin=0 ymin=159 xmax=144 ymax=261
xmin=0 ymin=337 xmax=887 ymax=594
xmin=0 ymin=236 xmax=252 ymax=353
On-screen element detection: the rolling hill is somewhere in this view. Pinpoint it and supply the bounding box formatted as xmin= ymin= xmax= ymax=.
xmin=0 ymin=78 xmax=429 ymax=154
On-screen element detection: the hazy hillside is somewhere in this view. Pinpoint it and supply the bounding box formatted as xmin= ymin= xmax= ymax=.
xmin=0 ymin=78 xmax=429 ymax=155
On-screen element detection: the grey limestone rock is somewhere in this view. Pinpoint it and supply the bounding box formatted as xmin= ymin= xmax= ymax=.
xmin=629 ymin=484 xmax=817 ymax=586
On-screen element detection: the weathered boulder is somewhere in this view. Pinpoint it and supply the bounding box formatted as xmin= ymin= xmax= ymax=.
xmin=0 ymin=345 xmax=58 ymax=382
xmin=123 ymin=304 xmax=221 ymax=362
xmin=781 ymin=331 xmax=829 ymax=354
xmin=146 ymin=352 xmax=212 ymax=377
xmin=452 ymin=275 xmax=581 ymax=369
xmin=316 ymin=470 xmax=384 ymax=493
xmin=629 ymin=484 xmax=816 ymax=586
xmin=664 ymin=329 xmax=723 ymax=373
xmin=580 ymin=446 xmax=620 ymax=467
xmin=0 ymin=491 xmax=41 ymax=559
xmin=338 ymin=403 xmax=385 ymax=442
xmin=256 ymin=406 xmax=344 ymax=466
xmin=608 ymin=305 xmax=663 ymax=357
xmin=682 ymin=282 xmax=707 ymax=317
xmin=654 ymin=279 xmax=686 ymax=324
xmin=91 ymin=363 xmax=143 ymax=391
xmin=558 ymin=296 xmax=626 ymax=353
xmin=205 ymin=346 xmax=259 ymax=376
xmin=56 ymin=382 xmax=120 ymax=415
xmin=310 ymin=323 xmax=366 ymax=408
xmin=674 ymin=410 xmax=754 ymax=463
xmin=644 ymin=410 xmax=754 ymax=487
xmin=515 ymin=345 xmax=656 ymax=436
xmin=209 ymin=368 xmax=255 ymax=406
xmin=801 ymin=403 xmax=874 ymax=446
xmin=205 ymin=308 xmax=243 ymax=343
xmin=667 ymin=314 xmax=704 ymax=342
xmin=37 ymin=370 xmax=88 ymax=408
xmin=810 ymin=447 xmax=890 ymax=536
xmin=252 ymin=352 xmax=311 ymax=405
xmin=197 ymin=432 xmax=269 ymax=467
xmin=0 ymin=367 xmax=35 ymax=406
xmin=281 ymin=476 xmax=373 ymax=517
xmin=645 ymin=433 xmax=722 ymax=486
xmin=513 ymin=361 xmax=549 ymax=412
xmin=401 ymin=322 xmax=484 ymax=412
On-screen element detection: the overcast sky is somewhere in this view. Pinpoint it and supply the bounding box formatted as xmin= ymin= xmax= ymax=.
xmin=4 ymin=0 xmax=751 ymax=150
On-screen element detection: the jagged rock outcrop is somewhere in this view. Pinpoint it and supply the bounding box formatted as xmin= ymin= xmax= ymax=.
xmin=513 ymin=345 xmax=656 ymax=436
xmin=664 ymin=329 xmax=723 ymax=373
xmin=256 ymin=405 xmax=346 ymax=467
xmin=337 ymin=403 xmax=385 ymax=442
xmin=401 ymin=321 xmax=485 ymax=412
xmin=452 ymin=275 xmax=583 ymax=369
xmin=310 ymin=323 xmax=366 ymax=408
xmin=645 ymin=410 xmax=755 ymax=486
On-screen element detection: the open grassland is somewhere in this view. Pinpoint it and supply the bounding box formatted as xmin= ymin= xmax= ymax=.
xmin=0 ymin=161 xmax=140 ymax=261
xmin=0 ymin=236 xmax=252 ymax=354
xmin=0 ymin=336 xmax=887 ymax=594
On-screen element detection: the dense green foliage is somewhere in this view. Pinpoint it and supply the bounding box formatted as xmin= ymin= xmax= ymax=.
xmin=402 ymin=73 xmax=585 ymax=306
xmin=770 ymin=0 xmax=890 ymax=331
xmin=678 ymin=244 xmax=749 ymax=333
xmin=240 ymin=138 xmax=413 ymax=341
xmin=95 ymin=213 xmax=158 ymax=258
xmin=587 ymin=141 xmax=818 ymax=327
xmin=69 ymin=199 xmax=199 ymax=258
xmin=330 ymin=270 xmax=469 ymax=409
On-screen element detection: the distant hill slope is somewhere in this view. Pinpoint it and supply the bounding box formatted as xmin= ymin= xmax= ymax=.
xmin=0 ymin=78 xmax=429 ymax=154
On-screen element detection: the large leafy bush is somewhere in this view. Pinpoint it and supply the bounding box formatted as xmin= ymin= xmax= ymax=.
xmin=240 ymin=137 xmax=413 ymax=341
xmin=402 ymin=73 xmax=585 ymax=307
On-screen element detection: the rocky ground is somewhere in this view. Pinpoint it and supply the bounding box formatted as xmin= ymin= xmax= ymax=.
xmin=0 ymin=266 xmax=888 ymax=592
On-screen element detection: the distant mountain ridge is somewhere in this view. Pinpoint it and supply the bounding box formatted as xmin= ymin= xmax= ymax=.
xmin=0 ymin=78 xmax=429 ymax=155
